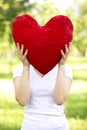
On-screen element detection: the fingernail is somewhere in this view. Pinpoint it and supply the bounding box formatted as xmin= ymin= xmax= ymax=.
xmin=17 ymin=43 xmax=19 ymax=46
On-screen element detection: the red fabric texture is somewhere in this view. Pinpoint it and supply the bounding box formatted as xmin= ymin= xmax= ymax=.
xmin=12 ymin=14 xmax=73 ymax=74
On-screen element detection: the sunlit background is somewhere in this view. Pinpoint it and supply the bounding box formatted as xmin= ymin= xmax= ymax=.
xmin=0 ymin=0 xmax=87 ymax=130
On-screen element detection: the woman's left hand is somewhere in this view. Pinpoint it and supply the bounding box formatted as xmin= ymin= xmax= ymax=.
xmin=59 ymin=42 xmax=72 ymax=66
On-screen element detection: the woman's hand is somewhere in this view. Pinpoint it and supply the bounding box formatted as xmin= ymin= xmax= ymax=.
xmin=59 ymin=42 xmax=72 ymax=66
xmin=16 ymin=43 xmax=30 ymax=67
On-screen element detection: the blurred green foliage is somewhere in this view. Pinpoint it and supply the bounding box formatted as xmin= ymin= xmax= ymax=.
xmin=72 ymin=0 xmax=87 ymax=56
xmin=0 ymin=1 xmax=87 ymax=130
xmin=0 ymin=0 xmax=34 ymax=40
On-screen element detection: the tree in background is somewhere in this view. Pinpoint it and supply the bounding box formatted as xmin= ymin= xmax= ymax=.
xmin=0 ymin=0 xmax=34 ymax=42
xmin=28 ymin=0 xmax=60 ymax=25
xmin=66 ymin=0 xmax=87 ymax=56
xmin=75 ymin=0 xmax=87 ymax=56
xmin=0 ymin=0 xmax=35 ymax=74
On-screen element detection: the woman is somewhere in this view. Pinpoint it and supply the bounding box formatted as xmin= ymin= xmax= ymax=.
xmin=13 ymin=42 xmax=72 ymax=130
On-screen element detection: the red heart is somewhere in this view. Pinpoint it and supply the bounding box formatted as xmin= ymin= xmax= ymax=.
xmin=12 ymin=14 xmax=73 ymax=74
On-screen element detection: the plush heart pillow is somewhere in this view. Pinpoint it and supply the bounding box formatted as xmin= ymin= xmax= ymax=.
xmin=12 ymin=14 xmax=73 ymax=74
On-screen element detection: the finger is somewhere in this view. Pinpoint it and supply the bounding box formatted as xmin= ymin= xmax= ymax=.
xmin=69 ymin=42 xmax=72 ymax=50
xmin=65 ymin=44 xmax=68 ymax=54
xmin=61 ymin=50 xmax=66 ymax=59
xmin=20 ymin=44 xmax=24 ymax=55
xmin=24 ymin=49 xmax=28 ymax=57
xmin=16 ymin=43 xmax=20 ymax=51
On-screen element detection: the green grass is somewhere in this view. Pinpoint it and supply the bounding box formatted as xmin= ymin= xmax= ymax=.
xmin=65 ymin=91 xmax=87 ymax=119
xmin=65 ymin=88 xmax=87 ymax=130
xmin=0 ymin=92 xmax=23 ymax=130
xmin=72 ymin=69 xmax=87 ymax=81
xmin=68 ymin=118 xmax=87 ymax=130
xmin=64 ymin=78 xmax=87 ymax=130
xmin=67 ymin=57 xmax=87 ymax=66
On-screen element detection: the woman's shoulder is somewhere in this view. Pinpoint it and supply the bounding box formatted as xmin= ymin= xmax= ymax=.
xmin=65 ymin=64 xmax=72 ymax=71
xmin=65 ymin=64 xmax=72 ymax=80
xmin=13 ymin=64 xmax=23 ymax=79
xmin=14 ymin=64 xmax=23 ymax=70
xmin=13 ymin=64 xmax=33 ymax=76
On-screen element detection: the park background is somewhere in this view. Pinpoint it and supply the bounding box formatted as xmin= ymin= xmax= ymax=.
xmin=0 ymin=0 xmax=87 ymax=130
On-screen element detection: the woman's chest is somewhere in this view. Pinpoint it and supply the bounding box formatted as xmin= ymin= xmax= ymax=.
xmin=30 ymin=73 xmax=57 ymax=97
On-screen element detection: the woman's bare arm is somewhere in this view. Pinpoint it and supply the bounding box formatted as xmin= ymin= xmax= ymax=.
xmin=53 ymin=43 xmax=72 ymax=105
xmin=13 ymin=43 xmax=30 ymax=106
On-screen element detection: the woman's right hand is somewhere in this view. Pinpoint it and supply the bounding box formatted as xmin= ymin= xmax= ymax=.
xmin=16 ymin=43 xmax=30 ymax=67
